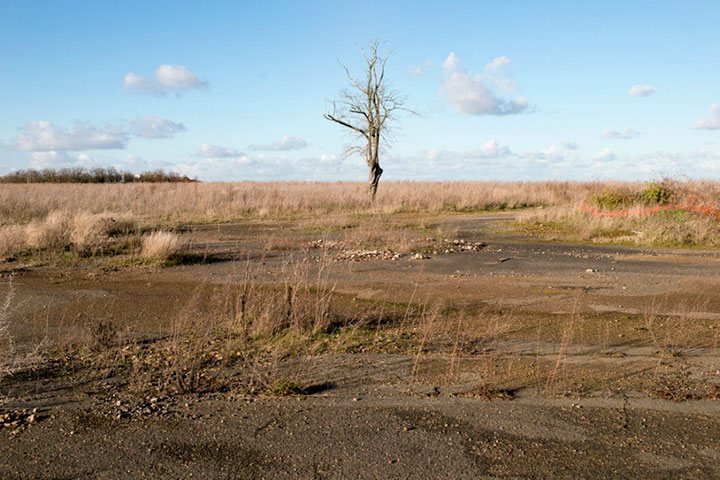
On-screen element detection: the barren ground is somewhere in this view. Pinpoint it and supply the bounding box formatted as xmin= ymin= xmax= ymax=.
xmin=2 ymin=212 xmax=719 ymax=479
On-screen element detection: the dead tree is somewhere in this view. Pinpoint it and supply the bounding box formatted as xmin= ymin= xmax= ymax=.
xmin=324 ymin=41 xmax=407 ymax=201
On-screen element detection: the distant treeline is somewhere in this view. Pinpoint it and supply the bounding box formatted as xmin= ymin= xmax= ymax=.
xmin=0 ymin=167 xmax=196 ymax=184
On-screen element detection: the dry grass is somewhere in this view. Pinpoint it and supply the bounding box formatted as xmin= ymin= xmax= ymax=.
xmin=518 ymin=207 xmax=720 ymax=247
xmin=1 ymin=180 xmax=718 ymax=251
xmin=0 ymin=283 xmax=16 ymax=380
xmin=25 ymin=210 xmax=71 ymax=250
xmin=2 ymin=180 xmax=719 ymax=401
xmin=0 ymin=282 xmax=47 ymax=382
xmin=0 ymin=181 xmax=625 ymax=224
xmin=70 ymin=213 xmax=135 ymax=251
xmin=515 ymin=178 xmax=720 ymax=247
xmin=1 ymin=210 xmax=138 ymax=259
xmin=0 ymin=226 xmax=25 ymax=260
xmin=141 ymin=231 xmax=187 ymax=262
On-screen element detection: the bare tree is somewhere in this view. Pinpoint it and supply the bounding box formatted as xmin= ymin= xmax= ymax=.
xmin=324 ymin=41 xmax=407 ymax=201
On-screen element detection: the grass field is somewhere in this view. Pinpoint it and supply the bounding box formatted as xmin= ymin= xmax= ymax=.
xmin=1 ymin=180 xmax=718 ymax=401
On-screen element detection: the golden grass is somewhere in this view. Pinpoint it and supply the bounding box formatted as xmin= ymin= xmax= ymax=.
xmin=141 ymin=231 xmax=186 ymax=261
xmin=1 ymin=180 xmax=718 ymax=256
xmin=517 ymin=207 xmax=720 ymax=247
xmin=0 ymin=181 xmax=619 ymax=224
xmin=0 ymin=210 xmax=138 ymax=259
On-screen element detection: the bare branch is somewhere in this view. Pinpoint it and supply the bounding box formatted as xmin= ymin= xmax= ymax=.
xmin=323 ymin=113 xmax=368 ymax=138
xmin=324 ymin=40 xmax=411 ymax=200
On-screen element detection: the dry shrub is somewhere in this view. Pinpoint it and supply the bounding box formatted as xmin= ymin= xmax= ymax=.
xmin=70 ymin=212 xmax=135 ymax=251
xmin=229 ymin=257 xmax=337 ymax=340
xmin=141 ymin=230 xmax=186 ymax=261
xmin=0 ymin=226 xmax=26 ymax=259
xmin=25 ymin=210 xmax=72 ymax=250
xmin=20 ymin=210 xmax=136 ymax=254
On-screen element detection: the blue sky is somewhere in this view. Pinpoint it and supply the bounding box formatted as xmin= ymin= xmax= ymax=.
xmin=1 ymin=0 xmax=719 ymax=181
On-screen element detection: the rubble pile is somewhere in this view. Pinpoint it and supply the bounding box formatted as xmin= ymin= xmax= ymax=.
xmin=94 ymin=395 xmax=170 ymax=420
xmin=429 ymin=238 xmax=486 ymax=254
xmin=309 ymin=238 xmax=486 ymax=262
xmin=307 ymin=239 xmax=345 ymax=250
xmin=335 ymin=250 xmax=405 ymax=262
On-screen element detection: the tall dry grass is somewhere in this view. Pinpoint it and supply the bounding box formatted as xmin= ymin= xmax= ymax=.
xmin=517 ymin=206 xmax=720 ymax=247
xmin=0 ymin=210 xmax=138 ymax=258
xmin=141 ymin=231 xmax=187 ymax=262
xmin=0 ymin=181 xmax=631 ymax=224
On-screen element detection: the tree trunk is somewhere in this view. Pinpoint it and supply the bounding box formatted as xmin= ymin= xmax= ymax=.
xmin=368 ymin=163 xmax=383 ymax=201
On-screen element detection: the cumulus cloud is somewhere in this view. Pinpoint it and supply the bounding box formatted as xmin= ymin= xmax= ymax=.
xmin=440 ymin=53 xmax=529 ymax=116
xmin=563 ymin=141 xmax=579 ymax=150
xmin=692 ymin=103 xmax=720 ymax=130
xmin=482 ymin=56 xmax=516 ymax=92
xmin=602 ymin=127 xmax=638 ymax=139
xmin=196 ymin=143 xmax=244 ymax=158
xmin=593 ymin=148 xmax=617 ymax=162
xmin=123 ymin=65 xmax=208 ymax=96
xmin=12 ymin=121 xmax=128 ymax=151
xmin=249 ymin=136 xmax=308 ymax=151
xmin=27 ymin=151 xmax=101 ymax=169
xmin=130 ymin=115 xmax=186 ymax=139
xmin=463 ymin=138 xmax=512 ymax=159
xmin=629 ymin=84 xmax=656 ymax=97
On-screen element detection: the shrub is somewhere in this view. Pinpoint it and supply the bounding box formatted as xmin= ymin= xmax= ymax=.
xmin=0 ymin=226 xmax=25 ymax=260
xmin=70 ymin=213 xmax=135 ymax=251
xmin=640 ymin=181 xmax=675 ymax=205
xmin=0 ymin=167 xmax=194 ymax=184
xmin=141 ymin=231 xmax=186 ymax=261
xmin=589 ymin=190 xmax=636 ymax=210
xmin=25 ymin=210 xmax=72 ymax=250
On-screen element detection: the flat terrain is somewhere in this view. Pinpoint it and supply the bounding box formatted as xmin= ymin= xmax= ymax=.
xmin=2 ymin=212 xmax=719 ymax=479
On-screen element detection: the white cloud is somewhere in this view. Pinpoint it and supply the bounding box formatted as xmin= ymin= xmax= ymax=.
xmin=602 ymin=127 xmax=638 ymax=139
xmin=12 ymin=121 xmax=128 ymax=151
xmin=123 ymin=154 xmax=149 ymax=170
xmin=563 ymin=141 xmax=579 ymax=150
xmin=28 ymin=151 xmax=101 ymax=169
xmin=29 ymin=151 xmax=71 ymax=167
xmin=482 ymin=56 xmax=516 ymax=92
xmin=123 ymin=64 xmax=208 ymax=96
xmin=196 ymin=143 xmax=244 ymax=158
xmin=410 ymin=139 xmax=514 ymax=169
xmin=410 ymin=59 xmax=435 ymax=77
xmin=130 ymin=115 xmax=186 ymax=139
xmin=593 ymin=148 xmax=617 ymax=162
xmin=440 ymin=53 xmax=529 ymax=116
xmin=692 ymin=103 xmax=720 ymax=130
xmin=516 ymin=144 xmax=579 ymax=166
xmin=249 ymin=135 xmax=308 ymax=151
xmin=463 ymin=138 xmax=512 ymax=159
xmin=629 ymin=84 xmax=656 ymax=97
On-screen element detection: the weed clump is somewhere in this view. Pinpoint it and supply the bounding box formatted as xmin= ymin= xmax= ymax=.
xmin=639 ymin=181 xmax=675 ymax=205
xmin=589 ymin=190 xmax=636 ymax=210
xmin=141 ymin=231 xmax=186 ymax=262
xmin=589 ymin=180 xmax=676 ymax=210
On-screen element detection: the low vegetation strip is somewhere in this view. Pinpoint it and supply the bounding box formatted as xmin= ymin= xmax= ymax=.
xmin=0 ymin=167 xmax=194 ymax=184
xmin=579 ymin=204 xmax=720 ymax=220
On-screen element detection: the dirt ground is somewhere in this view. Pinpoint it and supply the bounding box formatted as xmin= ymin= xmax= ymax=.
xmin=1 ymin=212 xmax=719 ymax=479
